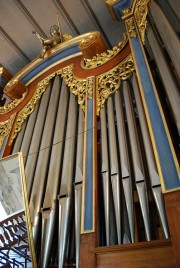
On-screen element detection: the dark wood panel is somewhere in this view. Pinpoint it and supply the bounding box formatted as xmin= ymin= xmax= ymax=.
xmin=80 ymin=233 xmax=97 ymax=268
xmin=164 ymin=190 xmax=180 ymax=267
xmin=92 ymin=240 xmax=175 ymax=268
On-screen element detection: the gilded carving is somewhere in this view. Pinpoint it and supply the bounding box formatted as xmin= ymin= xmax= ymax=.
xmin=0 ymin=91 xmax=27 ymax=114
xmin=8 ymin=74 xmax=55 ymax=145
xmin=97 ymin=54 xmax=134 ymax=115
xmin=0 ymin=114 xmax=16 ymax=149
xmin=86 ymin=77 xmax=94 ymax=99
xmin=134 ymin=0 xmax=151 ymax=44
xmin=126 ymin=18 xmax=137 ymax=38
xmin=81 ymin=33 xmax=128 ymax=69
xmin=58 ymin=65 xmax=87 ymax=111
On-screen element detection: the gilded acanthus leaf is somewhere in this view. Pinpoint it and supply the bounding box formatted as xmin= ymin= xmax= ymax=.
xmin=97 ymin=54 xmax=135 ymax=115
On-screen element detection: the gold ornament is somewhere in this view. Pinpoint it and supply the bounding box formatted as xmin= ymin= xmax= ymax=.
xmin=8 ymin=74 xmax=55 ymax=145
xmin=134 ymin=0 xmax=151 ymax=44
xmin=81 ymin=33 xmax=128 ymax=69
xmin=97 ymin=54 xmax=134 ymax=115
xmin=0 ymin=114 xmax=16 ymax=149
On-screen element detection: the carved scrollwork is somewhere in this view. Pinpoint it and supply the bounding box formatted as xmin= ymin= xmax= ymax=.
xmin=97 ymin=54 xmax=135 ymax=115
xmin=134 ymin=0 xmax=151 ymax=44
xmin=8 ymin=74 xmax=55 ymax=145
xmin=81 ymin=33 xmax=128 ymax=69
xmin=0 ymin=114 xmax=16 ymax=149
xmin=126 ymin=18 xmax=137 ymax=38
xmin=58 ymin=65 xmax=87 ymax=111
xmin=0 ymin=91 xmax=27 ymax=114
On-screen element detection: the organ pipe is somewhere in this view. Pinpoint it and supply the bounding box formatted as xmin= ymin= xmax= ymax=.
xmin=58 ymin=93 xmax=78 ymax=268
xmin=74 ymin=107 xmax=84 ymax=268
xmin=40 ymin=80 xmax=69 ymax=268
xmin=114 ymin=90 xmax=134 ymax=243
xmin=132 ymin=73 xmax=170 ymax=239
xmin=150 ymin=1 xmax=180 ymax=78
xmin=146 ymin=26 xmax=180 ymax=134
xmin=25 ymin=82 xmax=52 ymax=197
xmin=29 ymin=76 xmax=61 ymax=245
xmin=107 ymin=96 xmax=122 ymax=244
xmin=123 ymin=81 xmax=151 ymax=241
xmin=100 ymin=106 xmax=110 ymax=246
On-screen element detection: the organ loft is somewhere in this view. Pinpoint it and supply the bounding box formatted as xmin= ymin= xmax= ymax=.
xmin=0 ymin=0 xmax=179 ymax=267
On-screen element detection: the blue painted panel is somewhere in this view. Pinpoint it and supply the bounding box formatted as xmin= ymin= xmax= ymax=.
xmin=0 ymin=75 xmax=8 ymax=88
xmin=113 ymin=0 xmax=132 ymax=20
xmin=131 ymin=36 xmax=180 ymax=190
xmin=84 ymin=98 xmax=93 ymax=231
xmin=21 ymin=44 xmax=80 ymax=84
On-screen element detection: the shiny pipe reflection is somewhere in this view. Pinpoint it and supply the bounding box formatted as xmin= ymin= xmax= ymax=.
xmin=107 ymin=96 xmax=122 ymax=244
xmin=58 ymin=93 xmax=78 ymax=268
xmin=40 ymin=80 xmax=69 ymax=268
xmin=29 ymin=76 xmax=61 ymax=246
xmin=114 ymin=90 xmax=134 ymax=243
xmin=123 ymin=81 xmax=151 ymax=241
xmin=100 ymin=106 xmax=110 ymax=246
xmin=132 ymin=74 xmax=169 ymax=238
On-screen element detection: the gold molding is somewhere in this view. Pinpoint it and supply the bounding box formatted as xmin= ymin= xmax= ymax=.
xmin=58 ymin=65 xmax=87 ymax=111
xmin=8 ymin=74 xmax=55 ymax=145
xmin=134 ymin=0 xmax=151 ymax=44
xmin=105 ymin=0 xmax=121 ymax=20
xmin=96 ymin=54 xmax=134 ymax=115
xmin=0 ymin=114 xmax=16 ymax=149
xmin=81 ymin=33 xmax=128 ymax=69
xmin=126 ymin=18 xmax=137 ymax=38
xmin=0 ymin=91 xmax=27 ymax=114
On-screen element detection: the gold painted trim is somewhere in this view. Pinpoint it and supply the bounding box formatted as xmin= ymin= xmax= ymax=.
xmin=125 ymin=18 xmax=180 ymax=193
xmin=96 ymin=53 xmax=135 ymax=115
xmin=18 ymin=152 xmax=37 ymax=267
xmin=0 ymin=113 xmax=16 ymax=149
xmin=57 ymin=65 xmax=87 ymax=112
xmin=81 ymin=33 xmax=128 ymax=69
xmin=0 ymin=91 xmax=27 ymax=114
xmin=8 ymin=74 xmax=55 ymax=145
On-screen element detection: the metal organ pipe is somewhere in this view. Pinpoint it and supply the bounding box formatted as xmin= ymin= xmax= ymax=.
xmin=17 ymin=103 xmax=40 ymax=166
xmin=107 ymin=96 xmax=122 ymax=244
xmin=100 ymin=106 xmax=110 ymax=246
xmin=25 ymin=82 xmax=52 ymax=197
xmin=114 ymin=90 xmax=134 ymax=243
xmin=29 ymin=75 xmax=61 ymax=246
xmin=40 ymin=80 xmax=69 ymax=268
xmin=123 ymin=81 xmax=151 ymax=241
xmin=131 ymin=73 xmax=170 ymax=239
xmin=146 ymin=27 xmax=180 ymax=134
xmin=74 ymin=107 xmax=84 ymax=268
xmin=58 ymin=93 xmax=78 ymax=268
xmin=150 ymin=1 xmax=180 ymax=78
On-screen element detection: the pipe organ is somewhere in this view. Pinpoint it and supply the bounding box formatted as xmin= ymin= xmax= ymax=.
xmin=0 ymin=1 xmax=179 ymax=267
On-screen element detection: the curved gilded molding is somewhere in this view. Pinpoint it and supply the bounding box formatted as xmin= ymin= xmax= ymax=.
xmin=81 ymin=33 xmax=128 ymax=69
xmin=0 ymin=91 xmax=27 ymax=114
xmin=8 ymin=74 xmax=55 ymax=145
xmin=97 ymin=54 xmax=134 ymax=115
xmin=0 ymin=114 xmax=16 ymax=149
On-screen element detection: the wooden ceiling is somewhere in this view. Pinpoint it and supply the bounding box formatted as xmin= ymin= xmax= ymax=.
xmin=0 ymin=0 xmax=125 ymax=76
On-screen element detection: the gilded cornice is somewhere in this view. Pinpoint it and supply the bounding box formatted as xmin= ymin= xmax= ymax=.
xmin=0 ymin=114 xmax=16 ymax=149
xmin=8 ymin=74 xmax=55 ymax=145
xmin=0 ymin=91 xmax=27 ymax=114
xmin=81 ymin=33 xmax=128 ymax=69
xmin=97 ymin=54 xmax=134 ymax=115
